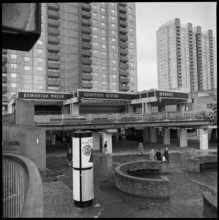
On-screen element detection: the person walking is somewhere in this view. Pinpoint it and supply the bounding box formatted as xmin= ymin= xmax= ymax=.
xmin=150 ymin=149 xmax=155 ymax=161
xmin=164 ymin=148 xmax=169 ymax=163
xmin=155 ymin=149 xmax=162 ymax=163
xmin=138 ymin=142 xmax=144 ymax=155
xmin=103 ymin=141 xmax=108 ymax=155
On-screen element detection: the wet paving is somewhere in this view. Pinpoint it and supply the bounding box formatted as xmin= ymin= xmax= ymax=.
xmin=41 ymin=150 xmax=217 ymax=218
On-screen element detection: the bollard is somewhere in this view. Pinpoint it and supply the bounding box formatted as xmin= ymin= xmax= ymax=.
xmin=72 ymin=131 xmax=94 ymax=207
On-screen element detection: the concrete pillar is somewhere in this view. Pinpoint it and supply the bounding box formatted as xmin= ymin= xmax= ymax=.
xmin=200 ymin=128 xmax=208 ymax=150
xmin=143 ymin=127 xmax=150 ymax=142
xmin=102 ymin=132 xmax=112 ymax=154
xmin=92 ymin=132 xmax=100 ymax=151
xmin=145 ymin=102 xmax=152 ymax=114
xmin=179 ymin=128 xmax=188 ymax=147
xmin=163 ymin=128 xmax=170 ymax=145
xmin=208 ymin=128 xmax=212 ymax=141
xmin=149 ymin=127 xmax=157 ymax=143
xmin=70 ymin=103 xmax=79 ymax=115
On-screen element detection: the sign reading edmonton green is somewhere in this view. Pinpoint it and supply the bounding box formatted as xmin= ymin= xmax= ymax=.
xmin=18 ymin=92 xmax=72 ymax=100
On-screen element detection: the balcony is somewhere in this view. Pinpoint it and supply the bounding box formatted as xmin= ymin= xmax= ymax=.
xmin=120 ymin=62 xmax=129 ymax=70
xmin=120 ymin=84 xmax=129 ymax=91
xmin=2 ymin=154 xmax=43 ymax=217
xmin=81 ymin=11 xmax=91 ymax=19
xmin=82 ymin=18 xmax=92 ymax=27
xmin=48 ymin=27 xmax=60 ymax=36
xmin=119 ymin=13 xmax=127 ymax=21
xmin=120 ymin=77 xmax=129 ymax=84
xmin=48 ymin=3 xmax=59 ymax=11
xmin=120 ymin=56 xmax=128 ymax=62
xmin=48 ymin=19 xmax=60 ymax=28
xmin=2 ymin=49 xmax=7 ymax=54
xmin=82 ymin=57 xmax=92 ymax=65
xmin=119 ymin=27 xmax=128 ymax=34
xmin=82 ymin=34 xmax=92 ymax=42
xmin=82 ymin=49 xmax=92 ymax=57
xmin=82 ymin=65 xmax=92 ymax=73
xmin=48 ymin=10 xmax=59 ymax=19
xmin=120 ymin=35 xmax=128 ymax=42
xmin=82 ymin=73 xmax=92 ymax=81
xmin=119 ymin=6 xmax=127 ymax=14
xmin=47 ymin=70 xmax=60 ymax=78
xmin=2 ymin=66 xmax=7 ymax=73
xmin=48 ymin=35 xmax=60 ymax=44
xmin=2 ymin=75 xmax=7 ymax=83
xmin=47 ymin=79 xmax=60 ymax=86
xmin=120 ymin=70 xmax=129 ymax=77
xmin=82 ymin=81 xmax=92 ymax=89
xmin=48 ymin=44 xmax=59 ymax=52
xmin=119 ymin=20 xmax=127 ymax=28
xmin=2 ymin=56 xmax=7 ymax=64
xmin=82 ymin=42 xmax=92 ymax=50
xmin=120 ymin=48 xmax=128 ymax=55
xmin=2 ymin=85 xmax=7 ymax=93
xmin=81 ymin=3 xmax=91 ymax=12
xmin=120 ymin=42 xmax=128 ymax=49
xmin=48 ymin=53 xmax=60 ymax=61
xmin=2 ymin=95 xmax=7 ymax=102
xmin=81 ymin=26 xmax=92 ymax=34
xmin=119 ymin=2 xmax=127 ymax=7
xmin=47 ymin=61 xmax=60 ymax=70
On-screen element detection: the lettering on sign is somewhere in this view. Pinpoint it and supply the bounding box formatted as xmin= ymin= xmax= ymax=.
xmin=19 ymin=92 xmax=71 ymax=100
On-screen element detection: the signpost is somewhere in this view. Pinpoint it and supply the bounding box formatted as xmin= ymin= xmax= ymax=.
xmin=72 ymin=131 xmax=94 ymax=207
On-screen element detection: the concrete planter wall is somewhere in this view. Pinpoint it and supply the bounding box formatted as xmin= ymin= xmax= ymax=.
xmin=114 ymin=160 xmax=170 ymax=198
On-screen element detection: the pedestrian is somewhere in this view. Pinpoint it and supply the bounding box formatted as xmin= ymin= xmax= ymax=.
xmin=138 ymin=142 xmax=144 ymax=155
xmin=66 ymin=145 xmax=72 ymax=166
xmin=103 ymin=141 xmax=108 ymax=155
xmin=164 ymin=148 xmax=169 ymax=163
xmin=155 ymin=149 xmax=162 ymax=162
xmin=150 ymin=149 xmax=155 ymax=161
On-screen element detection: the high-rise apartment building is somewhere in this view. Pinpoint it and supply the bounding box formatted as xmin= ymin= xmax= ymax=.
xmin=156 ymin=18 xmax=216 ymax=92
xmin=2 ymin=2 xmax=137 ymax=114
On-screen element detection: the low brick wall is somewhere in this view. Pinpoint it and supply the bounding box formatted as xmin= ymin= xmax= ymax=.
xmin=115 ymin=160 xmax=170 ymax=198
xmin=203 ymin=191 xmax=217 ymax=218
xmin=188 ymin=155 xmax=217 ymax=172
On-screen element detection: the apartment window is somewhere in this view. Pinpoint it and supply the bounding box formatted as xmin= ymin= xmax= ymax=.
xmin=11 ymin=54 xmax=17 ymax=59
xmin=101 ymin=15 xmax=105 ymax=20
xmin=129 ymin=15 xmax=133 ymax=20
xmin=112 ymin=45 xmax=116 ymax=50
xmin=112 ymin=38 xmax=115 ymax=42
xmin=113 ymin=75 xmax=116 ymax=79
xmin=93 ymin=12 xmax=97 ymax=17
xmin=129 ymin=28 xmax=133 ymax=33
xmin=112 ymin=60 xmax=116 ymax=64
xmin=37 ymin=85 xmax=43 ymax=90
xmin=103 ymin=74 xmax=106 ymax=78
xmin=93 ymin=34 xmax=98 ymax=40
xmin=37 ymin=58 xmax=43 ymax=62
xmin=37 ymin=67 xmax=43 ymax=71
xmin=112 ymin=23 xmax=115 ymax=28
xmin=130 ymin=63 xmax=134 ymax=68
xmin=102 ymin=52 xmax=107 ymax=57
xmin=11 ymin=83 xmax=17 ymax=87
xmin=102 ymin=44 xmax=106 ymax=49
xmin=24 ymin=57 xmax=30 ymax=61
xmin=130 ymin=76 xmax=134 ymax=81
xmin=111 ymin=3 xmax=115 ymax=6
xmin=93 ymin=27 xmax=98 ymax=33
xmin=24 ymin=66 xmax=30 ymax=71
xmin=92 ymin=19 xmax=98 ymax=25
xmin=101 ymin=8 xmax=105 ymax=12
xmin=101 ymin=37 xmax=106 ymax=42
xmin=11 ymin=73 xmax=17 ymax=78
xmin=111 ymin=9 xmax=115 ymax=14
xmin=129 ymin=42 xmax=133 ymax=47
xmin=101 ymin=29 xmax=106 ymax=35
xmin=112 ymin=30 xmax=115 ymax=35
xmin=111 ymin=16 xmax=115 ymax=21
xmin=11 ymin=64 xmax=17 ymax=69
xmin=37 ymin=40 xmax=43 ymax=45
xmin=101 ymin=22 xmax=105 ymax=27
xmin=93 ymin=42 xmax=99 ymax=47
xmin=102 ymin=67 xmax=106 ymax=72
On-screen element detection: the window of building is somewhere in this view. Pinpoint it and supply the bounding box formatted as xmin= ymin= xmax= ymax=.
xmin=101 ymin=37 xmax=106 ymax=41
xmin=93 ymin=27 xmax=98 ymax=32
xmin=112 ymin=30 xmax=115 ymax=35
xmin=129 ymin=28 xmax=133 ymax=33
xmin=111 ymin=16 xmax=115 ymax=21
xmin=37 ymin=67 xmax=43 ymax=71
xmin=93 ymin=12 xmax=97 ymax=17
xmin=92 ymin=19 xmax=98 ymax=25
xmin=102 ymin=52 xmax=107 ymax=57
xmin=112 ymin=45 xmax=116 ymax=50
xmin=37 ymin=58 xmax=43 ymax=62
xmin=130 ymin=63 xmax=134 ymax=68
xmin=11 ymin=73 xmax=17 ymax=78
xmin=93 ymin=42 xmax=99 ymax=47
xmin=103 ymin=74 xmax=106 ymax=78
xmin=37 ymin=85 xmax=43 ymax=90
xmin=24 ymin=84 xmax=32 ymax=90
xmin=101 ymin=29 xmax=106 ymax=35
xmin=112 ymin=60 xmax=116 ymax=64
xmin=101 ymin=22 xmax=105 ymax=27
xmin=129 ymin=42 xmax=133 ymax=47
xmin=37 ymin=40 xmax=43 ymax=45
xmin=24 ymin=66 xmax=30 ymax=71
xmin=101 ymin=8 xmax=105 ymax=12
xmin=101 ymin=15 xmax=105 ymax=20
xmin=112 ymin=23 xmax=115 ymax=28
xmin=11 ymin=64 xmax=17 ymax=69
xmin=113 ymin=74 xmax=116 ymax=79
xmin=11 ymin=83 xmax=17 ymax=87
xmin=102 ymin=67 xmax=106 ymax=72
xmin=24 ymin=57 xmax=30 ymax=61
xmin=11 ymin=54 xmax=17 ymax=59
xmin=102 ymin=44 xmax=106 ymax=49
xmin=130 ymin=76 xmax=134 ymax=81
xmin=111 ymin=9 xmax=115 ymax=14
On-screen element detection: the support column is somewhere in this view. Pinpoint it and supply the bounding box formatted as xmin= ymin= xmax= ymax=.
xmin=149 ymin=127 xmax=157 ymax=143
xmin=179 ymin=128 xmax=188 ymax=147
xmin=102 ymin=132 xmax=112 ymax=154
xmin=163 ymin=128 xmax=170 ymax=145
xmin=92 ymin=132 xmax=100 ymax=151
xmin=70 ymin=103 xmax=79 ymax=115
xmin=200 ymin=128 xmax=208 ymax=150
xmin=143 ymin=127 xmax=150 ymax=142
xmin=145 ymin=102 xmax=152 ymax=114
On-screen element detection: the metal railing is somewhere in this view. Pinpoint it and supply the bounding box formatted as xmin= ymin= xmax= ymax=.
xmin=2 ymin=154 xmax=43 ymax=218
xmin=34 ymin=110 xmax=210 ymax=126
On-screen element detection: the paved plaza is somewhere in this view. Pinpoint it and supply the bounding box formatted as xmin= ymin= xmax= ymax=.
xmin=40 ymin=138 xmax=217 ymax=218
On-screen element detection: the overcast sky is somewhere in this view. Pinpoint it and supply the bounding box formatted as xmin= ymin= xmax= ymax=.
xmin=135 ymin=2 xmax=217 ymax=91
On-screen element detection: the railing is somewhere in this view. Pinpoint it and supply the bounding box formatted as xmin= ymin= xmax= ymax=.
xmin=2 ymin=154 xmax=43 ymax=217
xmin=34 ymin=111 xmax=211 ymax=126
